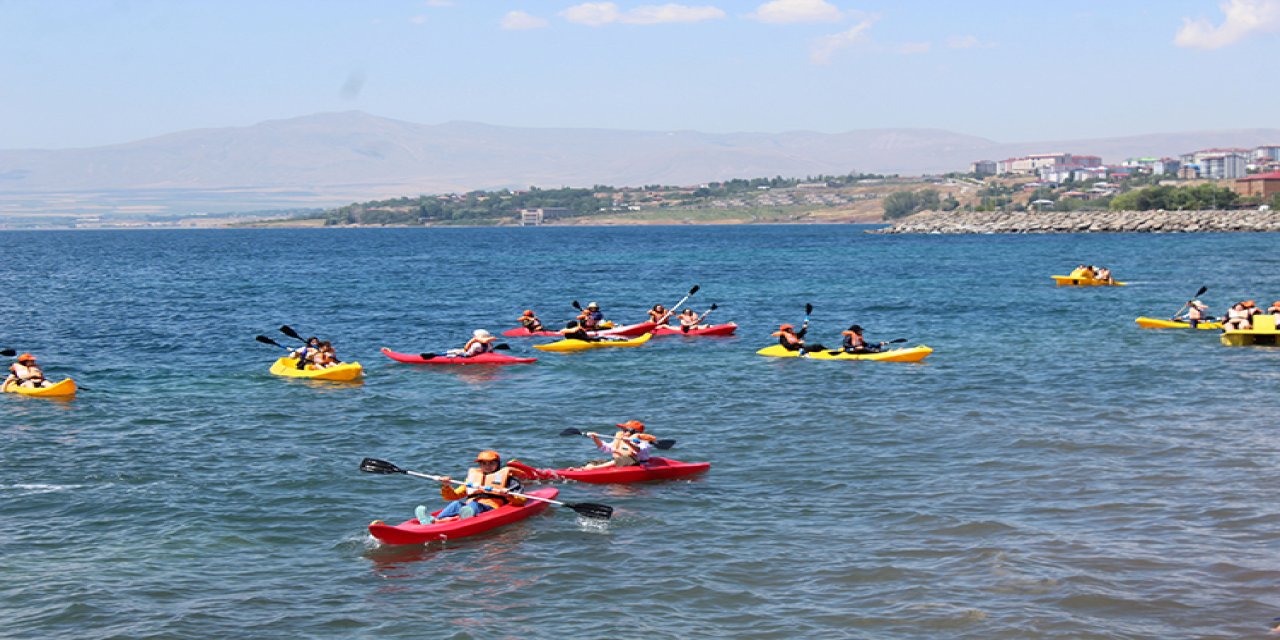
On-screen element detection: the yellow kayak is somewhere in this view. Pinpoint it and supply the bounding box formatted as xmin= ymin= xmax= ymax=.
xmin=269 ymin=357 xmax=363 ymax=381
xmin=2 ymin=378 xmax=77 ymax=398
xmin=1134 ymin=317 xmax=1222 ymax=330
xmin=1051 ymin=275 xmax=1126 ymax=287
xmin=756 ymin=344 xmax=933 ymax=362
xmin=534 ymin=333 xmax=652 ymax=353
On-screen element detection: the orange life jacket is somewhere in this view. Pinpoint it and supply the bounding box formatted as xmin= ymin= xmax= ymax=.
xmin=443 ymin=466 xmax=523 ymax=510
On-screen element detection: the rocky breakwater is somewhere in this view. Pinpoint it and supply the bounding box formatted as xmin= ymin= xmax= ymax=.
xmin=870 ymin=210 xmax=1280 ymax=234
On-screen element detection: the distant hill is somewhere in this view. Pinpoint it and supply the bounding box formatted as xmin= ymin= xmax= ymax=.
xmin=1 ymin=111 xmax=1277 ymax=219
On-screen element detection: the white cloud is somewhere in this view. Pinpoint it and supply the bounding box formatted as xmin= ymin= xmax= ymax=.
xmin=749 ymin=0 xmax=843 ymax=24
xmin=810 ymin=19 xmax=873 ymax=64
xmin=502 ymin=11 xmax=550 ymax=30
xmin=561 ymin=2 xmax=725 ymax=26
xmin=409 ymin=14 xmax=427 ymax=25
xmin=946 ymin=34 xmax=995 ymax=49
xmin=1175 ymin=0 xmax=1280 ymax=49
xmin=896 ymin=41 xmax=931 ymax=54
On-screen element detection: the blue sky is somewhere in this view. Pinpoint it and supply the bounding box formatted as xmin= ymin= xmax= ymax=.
xmin=1 ymin=0 xmax=1277 ymax=149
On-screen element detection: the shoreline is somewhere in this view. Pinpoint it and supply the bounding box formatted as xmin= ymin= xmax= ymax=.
xmin=871 ymin=209 xmax=1280 ymax=234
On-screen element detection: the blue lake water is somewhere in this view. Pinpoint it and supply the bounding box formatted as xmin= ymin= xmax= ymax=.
xmin=2 ymin=225 xmax=1279 ymax=639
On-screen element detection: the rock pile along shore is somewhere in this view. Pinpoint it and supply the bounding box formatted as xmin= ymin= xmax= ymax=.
xmin=870 ymin=210 xmax=1280 ymax=234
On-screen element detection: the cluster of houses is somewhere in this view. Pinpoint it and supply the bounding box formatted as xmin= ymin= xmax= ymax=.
xmin=970 ymin=146 xmax=1280 ymax=203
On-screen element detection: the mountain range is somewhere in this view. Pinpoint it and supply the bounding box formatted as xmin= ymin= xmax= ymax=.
xmin=1 ymin=111 xmax=1277 ymax=220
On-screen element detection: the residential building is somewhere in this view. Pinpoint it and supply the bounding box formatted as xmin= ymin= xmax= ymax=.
xmin=1254 ymin=145 xmax=1280 ymax=162
xmin=997 ymin=153 xmax=1101 ymax=175
xmin=970 ymin=160 xmax=996 ymax=175
xmin=1232 ymin=171 xmax=1280 ymax=200
xmin=1180 ymin=148 xmax=1248 ymax=179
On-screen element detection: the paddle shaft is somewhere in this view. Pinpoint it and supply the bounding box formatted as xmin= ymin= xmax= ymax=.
xmin=1173 ymin=286 xmax=1209 ymax=319
xmin=667 ymin=285 xmax=700 ymax=314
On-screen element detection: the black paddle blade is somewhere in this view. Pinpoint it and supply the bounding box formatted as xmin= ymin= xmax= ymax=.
xmin=494 ymin=343 xmax=511 ymax=350
xmin=0 ymin=348 xmax=15 ymax=357
xmin=359 ymin=458 xmax=406 ymax=475
xmin=805 ymin=303 xmax=813 ymax=315
xmin=887 ymin=338 xmax=908 ymax=344
xmin=419 ymin=353 xmax=439 ymax=360
xmin=708 ymin=303 xmax=718 ymax=311
xmin=653 ymin=439 xmax=677 ymax=450
xmin=571 ymin=300 xmax=582 ymax=310
xmin=567 ymin=502 xmax=613 ymax=519
xmin=255 ymin=335 xmax=283 ymax=348
xmin=279 ymin=325 xmax=304 ymax=341
xmin=688 ymin=284 xmax=700 ymax=295
xmin=559 ymin=428 xmax=584 ymax=436
xmin=1194 ymin=286 xmax=1208 ymax=298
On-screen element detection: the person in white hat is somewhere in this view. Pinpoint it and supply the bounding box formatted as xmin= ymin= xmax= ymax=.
xmin=460 ymin=329 xmax=497 ymax=357
xmin=1177 ymin=300 xmax=1211 ymax=328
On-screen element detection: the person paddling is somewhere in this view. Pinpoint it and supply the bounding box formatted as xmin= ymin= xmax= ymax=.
xmin=414 ymin=450 xmax=525 ymax=525
xmin=578 ymin=302 xmax=605 ymax=330
xmin=773 ymin=322 xmax=826 ymax=353
xmin=559 ymin=320 xmax=599 ymax=342
xmin=517 ymin=310 xmax=544 ymax=333
xmin=5 ymin=353 xmax=52 ymax=389
xmin=1177 ymin=300 xmax=1211 ymax=327
xmin=574 ymin=420 xmax=656 ymax=470
xmin=448 ymin=329 xmax=497 ymax=357
xmin=647 ymin=304 xmax=672 ymax=326
xmin=676 ymin=307 xmax=702 ymax=333
xmin=840 ymin=325 xmax=886 ymax=354
xmin=290 ymin=336 xmax=322 ymax=370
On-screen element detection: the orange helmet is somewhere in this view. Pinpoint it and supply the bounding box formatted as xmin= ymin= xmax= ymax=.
xmin=615 ymin=420 xmax=645 ymax=432
xmin=522 ymin=310 xmax=535 ymax=316
xmin=475 ymin=450 xmax=501 ymax=462
xmin=17 ymin=353 xmax=35 ymax=362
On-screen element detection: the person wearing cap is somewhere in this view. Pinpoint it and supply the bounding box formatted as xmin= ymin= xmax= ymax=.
xmin=517 ymin=309 xmax=544 ymax=333
xmin=1095 ymin=266 xmax=1113 ymax=284
xmin=578 ymin=302 xmax=605 ymax=330
xmin=676 ymin=307 xmax=702 ymax=333
xmin=840 ymin=325 xmax=884 ymax=354
xmin=5 ymin=353 xmax=51 ymax=389
xmin=414 ymin=450 xmax=526 ymax=525
xmin=575 ymin=420 xmax=656 ymax=470
xmin=1177 ymin=300 xmax=1211 ymax=327
xmin=1268 ymin=301 xmax=1280 ymax=316
xmin=647 ymin=304 xmax=672 ymax=326
xmin=447 ymin=329 xmax=498 ymax=358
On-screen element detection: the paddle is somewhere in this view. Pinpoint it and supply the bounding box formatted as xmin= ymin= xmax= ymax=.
xmin=1172 ymin=286 xmax=1209 ymax=319
xmin=0 ymin=349 xmax=15 ymax=357
xmin=255 ymin=335 xmax=289 ymax=350
xmin=279 ymin=325 xmax=307 ymax=343
xmin=359 ymin=457 xmax=613 ymax=520
xmin=559 ymin=427 xmax=676 ymax=450
xmin=667 ymin=284 xmax=700 ymax=315
xmin=827 ymin=337 xmax=907 ymax=356
xmin=418 ymin=344 xmax=513 ymax=359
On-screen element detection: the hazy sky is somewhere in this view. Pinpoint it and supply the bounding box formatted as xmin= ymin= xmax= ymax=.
xmin=2 ymin=0 xmax=1277 ymax=149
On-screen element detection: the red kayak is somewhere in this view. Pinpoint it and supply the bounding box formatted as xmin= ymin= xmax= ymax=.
xmin=368 ymin=487 xmax=559 ymax=545
xmin=509 ymin=458 xmax=710 ymax=484
xmin=501 ymin=321 xmax=657 ymax=338
xmin=380 ymin=347 xmax=537 ymax=365
xmin=651 ymin=322 xmax=737 ymax=337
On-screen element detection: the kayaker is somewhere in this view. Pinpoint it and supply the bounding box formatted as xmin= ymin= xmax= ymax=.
xmin=576 ymin=420 xmax=656 ymax=470
xmin=312 ymin=341 xmax=341 ymax=368
xmin=773 ymin=322 xmax=826 ymax=353
xmin=291 ymin=336 xmax=322 ymax=370
xmin=1178 ymin=300 xmax=1211 ymax=327
xmin=840 ymin=325 xmax=884 ymax=354
xmin=559 ymin=320 xmax=599 ymax=342
xmin=1268 ymin=301 xmax=1280 ymax=316
xmin=1222 ymin=302 xmax=1252 ymax=331
xmin=5 ymin=353 xmax=51 ymax=389
xmin=578 ymin=302 xmax=605 ymax=330
xmin=1095 ymin=266 xmax=1113 ymax=283
xmin=517 ymin=310 xmax=544 ymax=333
xmin=415 ymin=450 xmax=526 ymax=524
xmin=448 ymin=329 xmax=498 ymax=357
xmin=647 ymin=304 xmax=672 ymax=326
xmin=677 ymin=308 xmax=701 ymax=332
